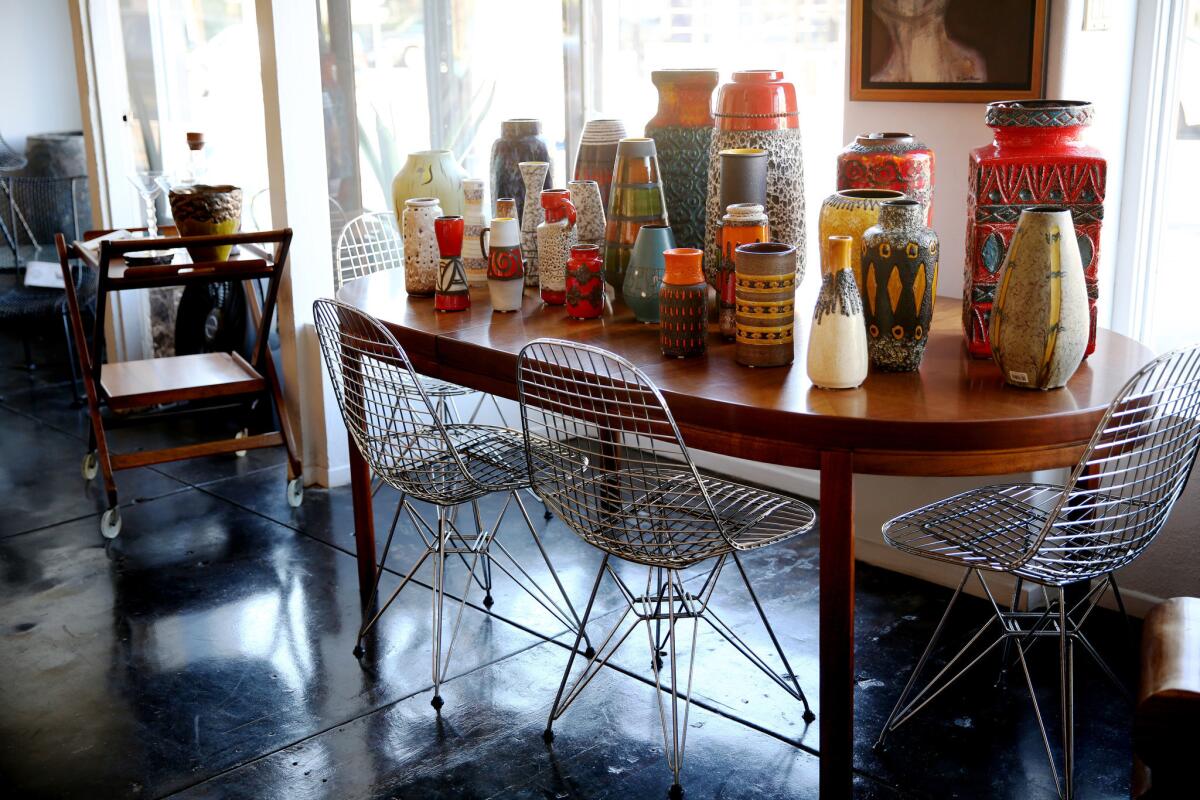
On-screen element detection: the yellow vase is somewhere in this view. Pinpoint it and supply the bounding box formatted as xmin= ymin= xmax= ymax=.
xmin=168 ymin=185 xmax=243 ymax=262
xmin=817 ymin=189 xmax=905 ymax=291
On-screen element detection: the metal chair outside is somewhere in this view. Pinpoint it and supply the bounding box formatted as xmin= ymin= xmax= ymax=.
xmin=516 ymin=338 xmax=817 ymax=797
xmin=876 ymin=343 xmax=1200 ymax=799
xmin=312 ymin=299 xmax=587 ymax=710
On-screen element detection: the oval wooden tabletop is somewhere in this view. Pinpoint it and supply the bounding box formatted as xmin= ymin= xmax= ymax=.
xmin=337 ymin=268 xmax=1153 ymax=476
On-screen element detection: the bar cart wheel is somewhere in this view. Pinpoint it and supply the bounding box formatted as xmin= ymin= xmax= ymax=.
xmin=287 ymin=476 xmax=304 ymax=507
xmin=234 ymin=428 xmax=248 ymax=457
xmin=81 ymin=451 xmax=98 ymax=481
xmin=100 ymin=507 xmax=122 ymax=539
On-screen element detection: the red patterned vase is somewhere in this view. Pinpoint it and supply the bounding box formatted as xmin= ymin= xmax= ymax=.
xmin=566 ymin=244 xmax=604 ymax=320
xmin=434 ymin=215 xmax=470 ymax=312
xmin=537 ymin=189 xmax=577 ymax=306
xmin=837 ymin=132 xmax=934 ymax=224
xmin=964 ymin=100 xmax=1105 ymax=360
xmin=659 ymin=248 xmax=708 ymax=359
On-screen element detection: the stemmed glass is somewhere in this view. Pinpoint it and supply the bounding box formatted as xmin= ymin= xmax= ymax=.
xmin=128 ymin=171 xmax=166 ymax=237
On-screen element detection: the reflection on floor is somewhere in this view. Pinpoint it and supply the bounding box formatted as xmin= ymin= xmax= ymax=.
xmin=0 ymin=330 xmax=1137 ymax=799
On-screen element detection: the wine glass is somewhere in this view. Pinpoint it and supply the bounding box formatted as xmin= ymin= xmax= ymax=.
xmin=128 ymin=171 xmax=166 ymax=237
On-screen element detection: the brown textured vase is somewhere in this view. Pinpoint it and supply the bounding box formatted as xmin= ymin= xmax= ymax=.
xmin=168 ymin=184 xmax=242 ymax=262
xmin=735 ymin=242 xmax=796 ymax=368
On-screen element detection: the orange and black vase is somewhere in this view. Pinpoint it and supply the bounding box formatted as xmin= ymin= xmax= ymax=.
xmin=659 ymin=248 xmax=708 ymax=359
xmin=565 ymin=244 xmax=604 ymax=320
xmin=434 ymin=215 xmax=470 ymax=312
xmin=837 ymin=132 xmax=934 ymax=224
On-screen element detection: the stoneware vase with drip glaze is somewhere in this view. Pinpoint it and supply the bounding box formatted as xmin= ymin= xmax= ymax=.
xmin=537 ymin=189 xmax=577 ymax=305
xmin=392 ymin=149 xmax=466 ymax=216
xmin=860 ymin=200 xmax=938 ymax=371
xmin=461 ymin=178 xmax=489 ymax=285
xmin=735 ymin=242 xmax=796 ymax=368
xmin=490 ymin=119 xmax=551 ymax=220
xmin=519 ymin=161 xmax=550 ymax=288
xmin=808 ymin=236 xmax=867 ymax=390
xmin=573 ymin=119 xmax=626 ymax=210
xmin=401 ymin=197 xmax=442 ymax=296
xmin=434 ymin=215 xmax=470 ymax=312
xmin=645 ymin=69 xmax=718 ymax=252
xmin=659 ymin=248 xmax=708 ymax=359
xmin=479 ymin=216 xmax=524 ymax=313
xmin=569 ymin=179 xmax=606 ymax=249
xmin=704 ymin=70 xmax=805 ymax=286
xmin=168 ymin=184 xmax=242 ymax=262
xmin=623 ymin=224 xmax=676 ymax=324
xmin=718 ymin=203 xmax=768 ymax=340
xmin=837 ymin=132 xmax=934 ymax=224
xmin=989 ymin=206 xmax=1089 ymax=390
xmin=604 ymin=138 xmax=668 ymax=291
xmin=965 ymin=100 xmax=1105 ymax=360
xmin=818 ymin=188 xmax=906 ymax=296
xmin=566 ymin=244 xmax=605 ymax=319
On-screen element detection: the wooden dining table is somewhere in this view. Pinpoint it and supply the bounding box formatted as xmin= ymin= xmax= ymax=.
xmin=336 ymin=269 xmax=1152 ymax=798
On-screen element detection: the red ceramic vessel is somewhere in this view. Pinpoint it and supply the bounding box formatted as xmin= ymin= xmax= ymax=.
xmin=659 ymin=248 xmax=708 ymax=359
xmin=714 ymin=70 xmax=800 ymax=131
xmin=964 ymin=101 xmax=1105 ymax=359
xmin=539 ymin=189 xmax=576 ymax=305
xmin=565 ymin=244 xmax=604 ymax=319
xmin=837 ymin=132 xmax=934 ymax=224
xmin=434 ymin=215 xmax=470 ymax=312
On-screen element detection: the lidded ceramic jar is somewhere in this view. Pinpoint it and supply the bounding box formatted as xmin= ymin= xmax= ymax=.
xmin=860 ymin=199 xmax=938 ymax=371
xmin=837 ymin=132 xmax=934 ymax=224
xmin=659 ymin=248 xmax=708 ymax=359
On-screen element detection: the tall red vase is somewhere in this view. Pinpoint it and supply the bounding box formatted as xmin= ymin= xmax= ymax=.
xmin=964 ymin=101 xmax=1105 ymax=359
xmin=434 ymin=215 xmax=470 ymax=312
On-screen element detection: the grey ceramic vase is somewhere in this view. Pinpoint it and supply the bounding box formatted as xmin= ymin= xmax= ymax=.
xmin=490 ymin=119 xmax=551 ymax=220
xmin=860 ymin=199 xmax=939 ymax=372
xmin=718 ymin=148 xmax=768 ymax=217
xmin=989 ymin=206 xmax=1089 ymax=389
xmin=623 ymin=224 xmax=676 ymax=324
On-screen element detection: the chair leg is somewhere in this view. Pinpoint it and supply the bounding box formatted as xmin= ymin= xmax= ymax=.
xmin=876 ymin=568 xmax=973 ymax=748
xmin=996 ymin=576 xmax=1024 ymax=687
xmin=430 ymin=507 xmax=448 ymax=711
xmin=646 ymin=570 xmax=700 ymax=798
xmin=1058 ymin=586 xmax=1075 ymax=800
xmin=544 ymin=553 xmax=609 ymax=743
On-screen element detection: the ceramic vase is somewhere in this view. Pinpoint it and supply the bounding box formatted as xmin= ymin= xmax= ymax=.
xmin=965 ymin=101 xmax=1105 ymax=360
xmin=659 ymin=248 xmax=707 ymax=359
xmin=434 ymin=215 xmax=470 ymax=312
xmin=392 ymin=149 xmax=466 ymax=216
xmin=480 ymin=216 xmax=524 ymax=313
xmin=989 ymin=206 xmax=1089 ymax=390
xmin=818 ymin=189 xmax=906 ymax=297
xmin=402 ymin=197 xmax=442 ymax=296
xmin=537 ymin=189 xmax=577 ymax=305
xmin=704 ymin=70 xmax=805 ymax=286
xmin=461 ymin=178 xmax=489 ymax=285
xmin=574 ymin=119 xmax=626 ymax=210
xmin=645 ymin=69 xmax=718 ymax=251
xmin=168 ymin=184 xmax=242 ymax=262
xmin=569 ymin=179 xmax=606 ymax=249
xmin=718 ymin=203 xmax=768 ymax=341
xmin=566 ymin=244 xmax=605 ymax=320
xmin=860 ymin=200 xmax=938 ymax=371
xmin=808 ymin=236 xmax=868 ymax=390
xmin=735 ymin=242 xmax=796 ymax=368
xmin=623 ymin=224 xmax=676 ymax=324
xmin=495 ymin=197 xmax=519 ymax=223
xmin=490 ymin=119 xmax=551 ymax=220
xmin=519 ymin=161 xmax=550 ymax=288
xmin=719 ymin=149 xmax=768 ymax=218
xmin=605 ymin=138 xmax=668 ymax=291
xmin=837 ymin=132 xmax=934 ymax=224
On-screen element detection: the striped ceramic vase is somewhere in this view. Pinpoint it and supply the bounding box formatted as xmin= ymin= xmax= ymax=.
xmin=734 ymin=242 xmax=796 ymax=368
xmin=574 ymin=119 xmax=626 ymax=210
xmin=604 ymin=138 xmax=668 ymax=291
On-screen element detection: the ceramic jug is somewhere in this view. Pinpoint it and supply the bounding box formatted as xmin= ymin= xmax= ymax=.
xmin=480 ymin=216 xmax=525 ymax=313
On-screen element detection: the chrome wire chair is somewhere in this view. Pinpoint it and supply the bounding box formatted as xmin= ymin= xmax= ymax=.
xmin=876 ymin=344 xmax=1200 ymax=799
xmin=516 ymin=338 xmax=817 ymax=798
xmin=313 ymin=300 xmax=588 ymax=710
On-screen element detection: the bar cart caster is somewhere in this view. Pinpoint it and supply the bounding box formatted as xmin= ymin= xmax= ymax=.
xmin=100 ymin=506 xmax=122 ymax=539
xmin=287 ymin=476 xmax=304 ymax=507
xmin=81 ymin=451 xmax=98 ymax=480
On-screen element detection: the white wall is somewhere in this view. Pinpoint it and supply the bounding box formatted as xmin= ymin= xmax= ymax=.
xmin=1 ymin=0 xmax=83 ymax=153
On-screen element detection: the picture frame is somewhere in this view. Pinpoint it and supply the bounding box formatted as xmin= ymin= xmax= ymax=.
xmin=849 ymin=0 xmax=1049 ymax=103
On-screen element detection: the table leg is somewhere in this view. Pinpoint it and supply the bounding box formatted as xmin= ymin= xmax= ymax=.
xmin=820 ymin=449 xmax=855 ymax=799
xmin=349 ymin=437 xmax=376 ymax=610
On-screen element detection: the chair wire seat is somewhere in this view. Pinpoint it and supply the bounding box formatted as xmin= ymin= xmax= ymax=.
xmin=877 ymin=343 xmax=1200 ymax=800
xmin=377 ymin=423 xmax=542 ymax=503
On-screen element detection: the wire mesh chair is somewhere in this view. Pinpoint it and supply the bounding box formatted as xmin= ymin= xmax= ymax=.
xmin=516 ymin=338 xmax=817 ymax=797
xmin=876 ymin=344 xmax=1200 ymax=799
xmin=312 ymin=299 xmax=588 ymax=710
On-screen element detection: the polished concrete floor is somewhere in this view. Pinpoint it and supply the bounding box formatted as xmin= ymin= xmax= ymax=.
xmin=0 ymin=330 xmax=1139 ymax=799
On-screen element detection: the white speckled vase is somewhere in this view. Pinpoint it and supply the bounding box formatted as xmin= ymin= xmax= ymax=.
xmin=519 ymin=161 xmax=550 ymax=288
xmin=461 ymin=178 xmax=488 ymax=285
xmin=569 ymin=179 xmax=606 ymax=248
xmin=989 ymin=206 xmax=1088 ymax=390
xmin=401 ymin=197 xmax=442 ymax=296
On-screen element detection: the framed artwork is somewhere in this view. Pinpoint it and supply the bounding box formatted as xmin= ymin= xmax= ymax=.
xmin=850 ymin=0 xmax=1049 ymax=103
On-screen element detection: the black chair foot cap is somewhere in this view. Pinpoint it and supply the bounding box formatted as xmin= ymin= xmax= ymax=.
xmin=668 ymin=783 xmax=684 ymax=799
xmin=802 ymin=709 xmax=816 ymax=723
xmin=431 ymin=695 xmax=444 ymax=711
xmin=483 ymin=594 xmax=494 ymax=609
xmin=352 ymin=644 xmax=364 ymax=658
xmin=542 ymin=728 xmax=554 ymax=744
xmin=543 ymin=510 xmax=553 ymax=520
xmin=584 ymin=645 xmax=596 ymax=659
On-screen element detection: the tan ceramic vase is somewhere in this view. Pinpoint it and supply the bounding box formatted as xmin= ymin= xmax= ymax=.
xmin=735 ymin=242 xmax=796 ymax=368
xmin=989 ymin=206 xmax=1089 ymax=390
xmin=168 ymin=184 xmax=242 ymax=262
xmin=817 ymin=189 xmax=906 ymax=294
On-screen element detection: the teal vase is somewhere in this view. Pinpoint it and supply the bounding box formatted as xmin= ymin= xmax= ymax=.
xmin=623 ymin=224 xmax=675 ymax=323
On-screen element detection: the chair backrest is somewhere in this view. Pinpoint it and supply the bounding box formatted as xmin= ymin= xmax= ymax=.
xmin=1029 ymin=344 xmax=1200 ymax=581
xmin=312 ymin=298 xmax=470 ymax=499
xmin=516 ymin=338 xmax=727 ymax=568
xmin=334 ymin=211 xmax=402 ymax=291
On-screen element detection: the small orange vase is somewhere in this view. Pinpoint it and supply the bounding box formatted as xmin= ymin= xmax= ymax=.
xmin=659 ymin=248 xmax=708 ymax=359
